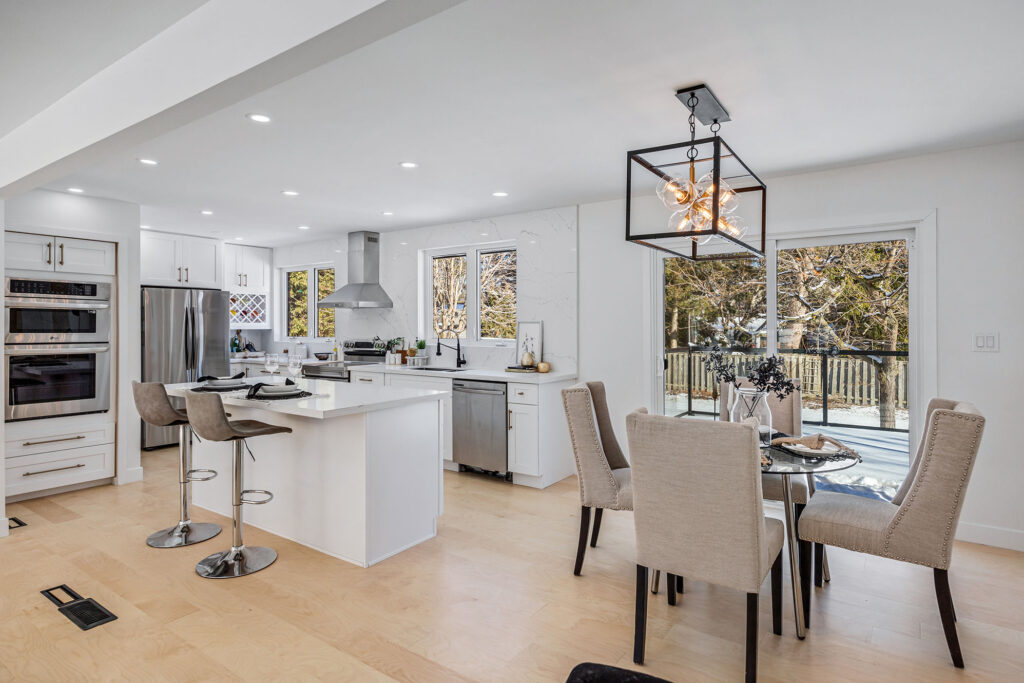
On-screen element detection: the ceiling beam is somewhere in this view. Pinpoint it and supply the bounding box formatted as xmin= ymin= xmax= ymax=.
xmin=0 ymin=0 xmax=464 ymax=198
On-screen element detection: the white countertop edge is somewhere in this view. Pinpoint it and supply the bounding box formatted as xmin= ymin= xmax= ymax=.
xmin=165 ymin=379 xmax=449 ymax=419
xmin=349 ymin=364 xmax=577 ymax=384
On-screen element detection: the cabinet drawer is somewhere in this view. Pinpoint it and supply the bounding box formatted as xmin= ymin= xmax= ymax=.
xmin=351 ymin=372 xmax=383 ymax=385
xmin=5 ymin=422 xmax=114 ymax=458
xmin=6 ymin=443 xmax=115 ymax=497
xmin=507 ymin=383 xmax=538 ymax=405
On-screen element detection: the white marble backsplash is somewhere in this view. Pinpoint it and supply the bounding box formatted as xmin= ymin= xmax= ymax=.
xmin=272 ymin=206 xmax=578 ymax=372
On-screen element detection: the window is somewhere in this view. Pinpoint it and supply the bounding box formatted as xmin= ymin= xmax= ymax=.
xmin=284 ymin=266 xmax=335 ymax=339
xmin=424 ymin=244 xmax=517 ymax=343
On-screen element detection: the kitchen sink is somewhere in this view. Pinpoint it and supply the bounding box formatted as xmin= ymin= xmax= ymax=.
xmin=413 ymin=367 xmax=462 ymax=372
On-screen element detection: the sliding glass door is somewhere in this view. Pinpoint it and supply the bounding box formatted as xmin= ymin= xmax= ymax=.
xmin=661 ymin=232 xmax=912 ymax=433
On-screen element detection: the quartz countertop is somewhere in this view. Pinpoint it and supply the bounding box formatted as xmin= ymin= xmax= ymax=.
xmin=347 ymin=363 xmax=577 ymax=384
xmin=165 ymin=377 xmax=448 ymax=419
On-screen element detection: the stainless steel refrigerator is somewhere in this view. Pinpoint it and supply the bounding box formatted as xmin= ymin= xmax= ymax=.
xmin=141 ymin=287 xmax=230 ymax=449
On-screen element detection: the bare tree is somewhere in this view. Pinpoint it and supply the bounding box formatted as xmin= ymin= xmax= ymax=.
xmin=432 ymin=256 xmax=467 ymax=338
xmin=479 ymin=250 xmax=516 ymax=339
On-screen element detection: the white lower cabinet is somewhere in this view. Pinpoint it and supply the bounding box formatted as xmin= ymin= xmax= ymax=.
xmin=507 ymin=402 xmax=540 ymax=476
xmin=384 ymin=373 xmax=453 ymax=463
xmin=349 ymin=370 xmax=383 ymax=386
xmin=5 ymin=417 xmax=116 ymax=498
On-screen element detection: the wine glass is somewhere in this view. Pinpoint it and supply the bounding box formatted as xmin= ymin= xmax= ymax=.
xmin=287 ymin=355 xmax=303 ymax=381
xmin=264 ymin=353 xmax=280 ymax=381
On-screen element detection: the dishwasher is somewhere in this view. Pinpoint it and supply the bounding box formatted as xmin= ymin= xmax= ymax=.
xmin=452 ymin=379 xmax=509 ymax=477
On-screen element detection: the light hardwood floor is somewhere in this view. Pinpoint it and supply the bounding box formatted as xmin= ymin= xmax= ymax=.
xmin=1 ymin=447 xmax=1022 ymax=681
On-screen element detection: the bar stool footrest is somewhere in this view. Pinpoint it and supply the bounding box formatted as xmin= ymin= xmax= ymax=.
xmin=240 ymin=489 xmax=273 ymax=505
xmin=187 ymin=468 xmax=217 ymax=482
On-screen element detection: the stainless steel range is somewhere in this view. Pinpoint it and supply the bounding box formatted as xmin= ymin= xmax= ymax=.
xmin=301 ymin=361 xmax=380 ymax=382
xmin=341 ymin=339 xmax=386 ymax=363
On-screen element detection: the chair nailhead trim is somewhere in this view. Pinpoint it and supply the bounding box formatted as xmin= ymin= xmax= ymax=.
xmin=562 ymin=388 xmax=621 ymax=509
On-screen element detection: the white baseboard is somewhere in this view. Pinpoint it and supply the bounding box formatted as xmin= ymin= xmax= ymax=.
xmin=0 ymin=522 xmax=8 ymax=538
xmin=956 ymin=521 xmax=1024 ymax=552
xmin=115 ymin=466 xmax=144 ymax=485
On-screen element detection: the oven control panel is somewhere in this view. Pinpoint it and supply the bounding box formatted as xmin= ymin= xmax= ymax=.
xmin=9 ymin=280 xmax=99 ymax=297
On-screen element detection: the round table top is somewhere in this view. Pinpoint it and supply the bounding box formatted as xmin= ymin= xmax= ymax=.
xmin=761 ymin=444 xmax=861 ymax=475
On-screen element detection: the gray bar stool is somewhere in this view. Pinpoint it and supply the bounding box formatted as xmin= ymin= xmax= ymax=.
xmin=184 ymin=391 xmax=292 ymax=579
xmin=132 ymin=381 xmax=221 ymax=548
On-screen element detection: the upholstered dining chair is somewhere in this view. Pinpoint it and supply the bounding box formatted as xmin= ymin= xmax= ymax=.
xmin=797 ymin=398 xmax=985 ymax=668
xmin=721 ymin=378 xmax=831 ymax=587
xmin=627 ymin=411 xmax=784 ymax=682
xmin=562 ymin=382 xmax=632 ymax=576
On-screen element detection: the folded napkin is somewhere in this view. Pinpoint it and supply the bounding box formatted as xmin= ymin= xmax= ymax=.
xmin=245 ymin=379 xmax=295 ymax=399
xmin=198 ymin=372 xmax=245 ymax=382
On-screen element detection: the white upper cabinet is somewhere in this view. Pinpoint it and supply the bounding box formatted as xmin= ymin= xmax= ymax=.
xmin=140 ymin=231 xmax=221 ymax=289
xmin=224 ymin=243 xmax=271 ymax=292
xmin=5 ymin=232 xmax=115 ymax=276
xmin=55 ymin=237 xmax=116 ymax=276
xmin=181 ymin=236 xmax=221 ymax=289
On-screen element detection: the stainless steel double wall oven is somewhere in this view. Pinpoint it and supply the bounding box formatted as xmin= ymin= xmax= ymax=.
xmin=4 ymin=277 xmax=113 ymax=421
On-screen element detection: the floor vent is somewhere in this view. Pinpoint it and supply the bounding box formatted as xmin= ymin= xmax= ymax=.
xmin=8 ymin=517 xmax=27 ymax=529
xmin=41 ymin=585 xmax=118 ymax=631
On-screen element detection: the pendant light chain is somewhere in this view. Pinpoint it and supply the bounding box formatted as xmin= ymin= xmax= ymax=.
xmin=686 ymin=93 xmax=699 ymax=162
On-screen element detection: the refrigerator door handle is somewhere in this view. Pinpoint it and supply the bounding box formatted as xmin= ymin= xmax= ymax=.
xmin=192 ymin=291 xmax=204 ymax=379
xmin=183 ymin=291 xmax=194 ymax=382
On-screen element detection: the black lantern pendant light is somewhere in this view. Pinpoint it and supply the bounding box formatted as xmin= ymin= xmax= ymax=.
xmin=625 ymin=84 xmax=766 ymax=260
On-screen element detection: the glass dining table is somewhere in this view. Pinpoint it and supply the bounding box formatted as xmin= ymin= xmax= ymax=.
xmin=762 ymin=440 xmax=860 ymax=639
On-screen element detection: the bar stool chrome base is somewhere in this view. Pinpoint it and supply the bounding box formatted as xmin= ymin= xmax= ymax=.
xmin=146 ymin=521 xmax=221 ymax=548
xmin=195 ymin=545 xmax=277 ymax=579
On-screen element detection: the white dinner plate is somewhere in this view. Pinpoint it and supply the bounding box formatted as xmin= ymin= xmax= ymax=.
xmin=257 ymin=385 xmax=302 ymax=396
xmin=784 ymin=441 xmax=841 ymax=457
xmin=207 ymin=378 xmax=245 ymax=387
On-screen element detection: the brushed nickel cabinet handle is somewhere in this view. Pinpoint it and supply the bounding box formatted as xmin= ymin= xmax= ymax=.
xmin=23 ymin=463 xmax=85 ymax=477
xmin=358 ymin=377 xmax=374 ymax=383
xmin=59 ymin=243 xmax=65 ymax=266
xmin=185 ymin=267 xmax=189 ymax=282
xmin=178 ymin=267 xmax=182 ymax=282
xmin=22 ymin=435 xmax=86 ymax=447
xmin=244 ymin=273 xmax=248 ymax=287
xmin=46 ymin=242 xmax=52 ymax=265
xmin=508 ymin=409 xmax=513 ymax=431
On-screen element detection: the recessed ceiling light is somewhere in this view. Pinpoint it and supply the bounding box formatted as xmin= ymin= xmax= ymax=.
xmin=399 ymin=242 xmax=408 ymax=246
xmin=246 ymin=113 xmax=271 ymax=123
xmin=281 ymin=190 xmax=299 ymax=197
xmin=334 ymin=249 xmax=342 ymax=253
xmin=297 ymin=225 xmax=310 ymax=230
xmin=67 ymin=187 xmax=84 ymax=193
xmin=235 ymin=237 xmax=244 ymax=241
xmin=480 ymin=233 xmax=489 ymax=236
xmin=381 ymin=211 xmax=394 ymax=216
xmin=201 ymin=210 xmax=213 ymax=215
xmin=399 ymin=161 xmax=418 ymax=169
xmin=492 ymin=191 xmax=508 ymax=197
xmin=140 ymin=225 xmax=151 ymax=230
xmin=138 ymin=158 xmax=158 ymax=166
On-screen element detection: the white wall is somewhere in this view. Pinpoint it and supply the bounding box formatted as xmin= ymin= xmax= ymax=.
xmin=273 ymin=207 xmax=579 ymax=372
xmin=577 ymin=141 xmax=1024 ymax=551
xmin=3 ymin=190 xmax=144 ymax=486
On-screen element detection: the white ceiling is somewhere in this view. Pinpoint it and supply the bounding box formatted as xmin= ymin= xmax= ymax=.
xmin=46 ymin=0 xmax=1024 ymax=246
xmin=0 ymin=0 xmax=208 ymax=138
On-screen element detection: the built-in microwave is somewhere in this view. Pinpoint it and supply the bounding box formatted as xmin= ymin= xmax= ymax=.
xmin=4 ymin=277 xmax=112 ymax=345
xmin=4 ymin=343 xmax=112 ymax=422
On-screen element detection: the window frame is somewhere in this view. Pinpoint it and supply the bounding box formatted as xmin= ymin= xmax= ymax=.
xmin=420 ymin=241 xmax=518 ymax=347
xmin=279 ymin=263 xmax=337 ymax=341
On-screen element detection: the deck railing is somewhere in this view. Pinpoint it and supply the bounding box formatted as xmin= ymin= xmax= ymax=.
xmin=666 ymin=346 xmax=909 ymax=431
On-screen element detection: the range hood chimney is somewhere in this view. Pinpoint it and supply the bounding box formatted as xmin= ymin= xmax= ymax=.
xmin=318 ymin=231 xmax=393 ymax=309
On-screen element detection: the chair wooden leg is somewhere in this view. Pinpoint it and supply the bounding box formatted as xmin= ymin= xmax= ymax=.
xmin=746 ymin=592 xmax=759 ymax=683
xmin=590 ymin=508 xmax=603 ymax=548
xmin=771 ymin=552 xmax=783 ymax=636
xmin=667 ymin=573 xmax=677 ymax=606
xmin=814 ymin=543 xmax=824 ymax=588
xmin=934 ymin=568 xmax=964 ymax=668
xmin=634 ymin=565 xmax=649 ymax=665
xmin=573 ymin=506 xmax=591 ymax=576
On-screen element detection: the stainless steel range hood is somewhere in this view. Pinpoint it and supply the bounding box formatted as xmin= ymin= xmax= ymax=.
xmin=318 ymin=231 xmax=393 ymax=309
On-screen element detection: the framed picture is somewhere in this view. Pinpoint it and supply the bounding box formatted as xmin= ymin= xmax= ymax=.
xmin=517 ymin=321 xmax=543 ymax=363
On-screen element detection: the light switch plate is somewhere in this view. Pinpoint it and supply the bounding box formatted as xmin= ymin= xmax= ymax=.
xmin=972 ymin=332 xmax=999 ymax=352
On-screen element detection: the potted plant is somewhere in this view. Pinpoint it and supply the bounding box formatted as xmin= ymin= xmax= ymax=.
xmin=708 ymin=346 xmax=795 ymax=442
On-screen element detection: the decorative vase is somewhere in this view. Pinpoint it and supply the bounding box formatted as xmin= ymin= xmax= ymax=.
xmin=521 ymin=351 xmax=535 ymax=367
xmin=729 ymin=387 xmax=773 ymax=444
xmin=536 ymin=361 xmax=550 ymax=373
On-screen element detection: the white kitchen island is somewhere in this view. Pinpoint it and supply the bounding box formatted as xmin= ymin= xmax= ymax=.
xmin=165 ymin=378 xmax=448 ymax=568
